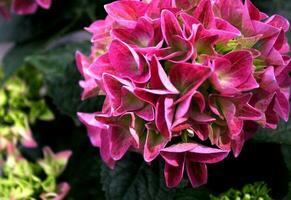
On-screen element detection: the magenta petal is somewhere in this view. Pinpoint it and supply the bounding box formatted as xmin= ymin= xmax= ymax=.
xmin=193 ymin=0 xmax=215 ymax=28
xmin=170 ymin=63 xmax=212 ymax=102
xmin=108 ymin=39 xmax=150 ymax=83
xmin=162 ymin=143 xmax=199 ymax=153
xmin=104 ymin=1 xmax=148 ymax=28
xmin=260 ymin=67 xmax=279 ymax=93
xmin=12 ymin=0 xmax=38 ymax=15
xmin=186 ymin=161 xmax=208 ymax=188
xmin=161 ymin=9 xmax=183 ymax=45
xmin=174 ymin=0 xmax=199 ymax=11
xmin=146 ymin=0 xmax=172 ymax=19
xmin=36 ymin=0 xmax=51 ymax=9
xmin=175 ymin=91 xmax=205 ymax=120
xmin=265 ymin=14 xmax=290 ymax=32
xmin=79 ymin=79 xmax=100 ymax=101
xmin=212 ymin=18 xmax=241 ymax=42
xmin=144 ymin=127 xmax=168 ymax=162
xmin=113 ymin=17 xmax=155 ymax=48
xmin=149 ymin=57 xmax=179 ymax=94
xmin=245 ymin=0 xmax=261 ymax=20
xmin=274 ymin=90 xmax=290 ymax=122
xmin=237 ymin=104 xmax=263 ymax=121
xmin=186 ymin=144 xmax=229 ymax=164
xmin=136 ymin=104 xmax=155 ymax=121
xmin=156 ymin=97 xmax=174 ymax=138
xmin=100 ymin=129 xmax=115 ymax=169
xmin=0 ymin=6 xmax=11 ymax=19
xmin=231 ymin=132 xmax=245 ymax=157
xmin=110 ymin=126 xmax=133 ymax=160
xmin=77 ymin=112 xmax=104 ymax=147
xmin=212 ymin=50 xmax=257 ymax=94
xmin=164 ymin=157 xmax=185 ymax=188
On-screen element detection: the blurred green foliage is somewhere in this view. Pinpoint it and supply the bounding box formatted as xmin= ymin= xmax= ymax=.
xmin=0 ymin=146 xmax=71 ymax=200
xmin=210 ymin=182 xmax=272 ymax=200
xmin=0 ymin=0 xmax=291 ymax=199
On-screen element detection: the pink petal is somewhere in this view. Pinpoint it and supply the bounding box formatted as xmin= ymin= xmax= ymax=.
xmin=175 ymin=91 xmax=205 ymax=120
xmin=100 ymin=129 xmax=116 ymax=169
xmin=186 ymin=144 xmax=229 ymax=164
xmin=265 ymin=14 xmax=290 ymax=32
xmin=78 ymin=113 xmax=103 ymax=147
xmin=108 ymin=39 xmax=150 ymax=83
xmin=104 ymin=1 xmax=148 ymax=28
xmin=144 ymin=126 xmax=168 ymax=162
xmin=174 ymin=0 xmax=200 ymax=11
xmin=274 ymin=90 xmax=290 ymax=121
xmin=155 ymin=97 xmax=174 ymax=138
xmin=36 ymin=0 xmax=51 ymax=9
xmin=186 ymin=161 xmax=208 ymax=188
xmin=193 ymin=0 xmax=215 ymax=28
xmin=164 ymin=157 xmax=185 ymax=188
xmin=113 ymin=17 xmax=155 ymax=48
xmin=170 ymin=63 xmax=212 ymax=103
xmin=136 ymin=104 xmax=155 ymax=121
xmin=161 ymin=9 xmax=183 ymax=45
xmin=146 ymin=0 xmax=172 ymax=19
xmin=110 ymin=126 xmax=134 ymax=160
xmin=149 ymin=57 xmax=179 ymax=94
xmin=161 ymin=143 xmax=199 ymax=153
xmin=12 ymin=0 xmax=38 ymax=15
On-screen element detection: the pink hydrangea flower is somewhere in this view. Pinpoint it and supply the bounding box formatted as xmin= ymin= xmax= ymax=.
xmin=0 ymin=0 xmax=51 ymax=18
xmin=77 ymin=0 xmax=291 ymax=188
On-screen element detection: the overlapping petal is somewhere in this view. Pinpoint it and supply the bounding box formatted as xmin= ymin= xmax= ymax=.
xmin=76 ymin=0 xmax=291 ymax=189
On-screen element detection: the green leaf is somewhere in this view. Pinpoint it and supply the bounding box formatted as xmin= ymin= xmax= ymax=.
xmin=25 ymin=41 xmax=101 ymax=119
xmin=101 ymin=153 xmax=175 ymax=200
xmin=253 ymin=120 xmax=291 ymax=145
xmin=174 ymin=188 xmax=210 ymax=200
xmin=2 ymin=42 xmax=44 ymax=81
xmin=281 ymin=145 xmax=291 ymax=200
xmin=42 ymin=176 xmax=57 ymax=193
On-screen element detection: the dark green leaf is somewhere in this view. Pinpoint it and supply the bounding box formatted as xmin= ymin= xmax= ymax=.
xmin=101 ymin=154 xmax=175 ymax=200
xmin=25 ymin=41 xmax=102 ymax=119
xmin=2 ymin=42 xmax=44 ymax=81
xmin=174 ymin=188 xmax=210 ymax=200
xmin=281 ymin=145 xmax=291 ymax=200
xmin=253 ymin=120 xmax=291 ymax=145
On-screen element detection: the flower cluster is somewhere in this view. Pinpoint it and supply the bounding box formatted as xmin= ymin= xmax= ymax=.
xmin=0 ymin=68 xmax=71 ymax=199
xmin=77 ymin=0 xmax=291 ymax=188
xmin=0 ymin=0 xmax=51 ymax=18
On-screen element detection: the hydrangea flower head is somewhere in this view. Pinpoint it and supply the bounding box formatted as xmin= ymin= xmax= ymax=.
xmin=77 ymin=0 xmax=291 ymax=187
xmin=0 ymin=0 xmax=51 ymax=18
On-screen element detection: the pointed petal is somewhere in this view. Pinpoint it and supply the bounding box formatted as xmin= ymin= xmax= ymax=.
xmin=186 ymin=144 xmax=229 ymax=163
xmin=186 ymin=161 xmax=208 ymax=188
xmin=144 ymin=128 xmax=168 ymax=162
xmin=113 ymin=17 xmax=155 ymax=48
xmin=36 ymin=0 xmax=51 ymax=9
xmin=100 ymin=129 xmax=115 ymax=169
xmin=193 ymin=0 xmax=215 ymax=28
xmin=156 ymin=97 xmax=174 ymax=138
xmin=104 ymin=1 xmax=148 ymax=28
xmin=274 ymin=90 xmax=290 ymax=121
xmin=164 ymin=158 xmax=185 ymax=188
xmin=12 ymin=0 xmax=38 ymax=14
xmin=109 ymin=39 xmax=150 ymax=83
xmin=265 ymin=14 xmax=290 ymax=32
xmin=161 ymin=143 xmax=198 ymax=153
xmin=170 ymin=63 xmax=212 ymax=103
xmin=161 ymin=9 xmax=183 ymax=45
xmin=149 ymin=57 xmax=179 ymax=94
xmin=110 ymin=126 xmax=134 ymax=161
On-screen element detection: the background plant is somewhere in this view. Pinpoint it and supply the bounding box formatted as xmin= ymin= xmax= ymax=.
xmin=0 ymin=0 xmax=290 ymax=199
